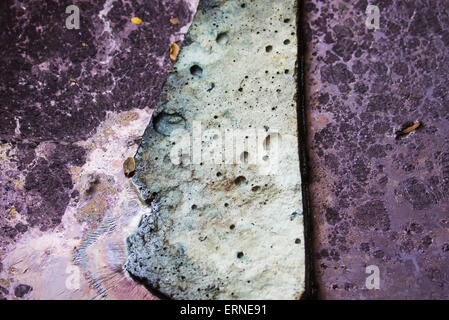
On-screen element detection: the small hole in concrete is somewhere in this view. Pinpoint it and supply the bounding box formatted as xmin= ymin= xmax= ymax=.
xmin=284 ymin=39 xmax=290 ymax=45
xmin=263 ymin=133 xmax=281 ymax=151
xmin=240 ymin=151 xmax=249 ymax=164
xmin=216 ymin=32 xmax=230 ymax=45
xmin=237 ymin=251 xmax=244 ymax=259
xmin=190 ymin=65 xmax=203 ymax=77
xmin=230 ymin=224 xmax=235 ymax=230
xmin=295 ymin=238 xmax=301 ymax=244
xmin=265 ymin=45 xmax=273 ymax=52
xmin=191 ymin=204 xmax=197 ymax=210
xmin=234 ymin=176 xmax=247 ymax=185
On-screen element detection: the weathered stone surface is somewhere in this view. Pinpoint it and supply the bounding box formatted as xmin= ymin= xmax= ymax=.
xmin=126 ymin=0 xmax=305 ymax=300
xmin=0 ymin=0 xmax=197 ymax=299
xmin=305 ymin=0 xmax=449 ymax=299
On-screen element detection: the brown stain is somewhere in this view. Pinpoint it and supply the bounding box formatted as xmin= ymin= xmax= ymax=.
xmin=77 ymin=195 xmax=110 ymax=223
xmin=312 ymin=113 xmax=330 ymax=125
xmin=118 ymin=112 xmax=139 ymax=126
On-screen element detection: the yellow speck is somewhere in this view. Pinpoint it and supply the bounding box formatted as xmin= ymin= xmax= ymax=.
xmin=131 ymin=17 xmax=142 ymax=25
xmin=8 ymin=208 xmax=15 ymax=215
xmin=69 ymin=78 xmax=77 ymax=83
xmin=167 ymin=69 xmax=174 ymax=73
xmin=170 ymin=43 xmax=180 ymax=61
xmin=81 ymin=42 xmax=87 ymax=47
xmin=170 ymin=17 xmax=180 ymax=25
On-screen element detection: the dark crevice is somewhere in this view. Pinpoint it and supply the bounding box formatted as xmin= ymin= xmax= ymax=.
xmin=296 ymin=0 xmax=318 ymax=300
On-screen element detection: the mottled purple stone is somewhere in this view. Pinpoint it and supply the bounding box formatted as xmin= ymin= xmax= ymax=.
xmin=0 ymin=0 xmax=192 ymax=234
xmin=305 ymin=0 xmax=449 ymax=299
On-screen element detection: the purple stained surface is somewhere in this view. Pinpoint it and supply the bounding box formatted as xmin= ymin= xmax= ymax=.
xmin=0 ymin=0 xmax=196 ymax=299
xmin=0 ymin=0 xmax=192 ymax=233
xmin=305 ymin=0 xmax=449 ymax=299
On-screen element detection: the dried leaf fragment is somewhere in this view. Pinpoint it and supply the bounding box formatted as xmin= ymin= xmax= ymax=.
xmin=402 ymin=121 xmax=422 ymax=134
xmin=123 ymin=157 xmax=136 ymax=178
xmin=397 ymin=121 xmax=422 ymax=138
xmin=170 ymin=43 xmax=180 ymax=61
xmin=131 ymin=17 xmax=142 ymax=25
xmin=170 ymin=17 xmax=180 ymax=24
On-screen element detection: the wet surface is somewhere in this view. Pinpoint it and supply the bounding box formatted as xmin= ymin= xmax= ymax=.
xmin=1 ymin=0 xmax=448 ymax=300
xmin=0 ymin=0 xmax=192 ymax=234
xmin=305 ymin=0 xmax=449 ymax=299
xmin=0 ymin=0 xmax=196 ymax=299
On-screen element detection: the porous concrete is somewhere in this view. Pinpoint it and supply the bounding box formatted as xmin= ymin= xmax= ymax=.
xmin=126 ymin=0 xmax=305 ymax=300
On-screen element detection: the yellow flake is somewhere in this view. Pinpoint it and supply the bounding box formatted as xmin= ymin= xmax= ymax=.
xmin=8 ymin=208 xmax=15 ymax=215
xmin=131 ymin=17 xmax=142 ymax=25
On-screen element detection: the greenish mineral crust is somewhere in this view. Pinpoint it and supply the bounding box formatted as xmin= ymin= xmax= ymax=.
xmin=125 ymin=0 xmax=304 ymax=299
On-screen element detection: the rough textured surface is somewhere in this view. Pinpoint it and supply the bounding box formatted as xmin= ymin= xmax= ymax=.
xmin=4 ymin=0 xmax=449 ymax=301
xmin=0 ymin=0 xmax=197 ymax=299
xmin=305 ymin=0 xmax=449 ymax=299
xmin=126 ymin=0 xmax=305 ymax=300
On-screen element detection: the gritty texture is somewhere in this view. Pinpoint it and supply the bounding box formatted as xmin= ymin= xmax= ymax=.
xmin=0 ymin=0 xmax=197 ymax=299
xmin=0 ymin=0 xmax=192 ymax=232
xmin=126 ymin=0 xmax=305 ymax=300
xmin=305 ymin=0 xmax=449 ymax=299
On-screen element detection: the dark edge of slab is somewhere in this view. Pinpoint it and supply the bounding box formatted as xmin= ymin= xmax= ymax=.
xmin=296 ymin=0 xmax=317 ymax=300
xmin=128 ymin=272 xmax=171 ymax=300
